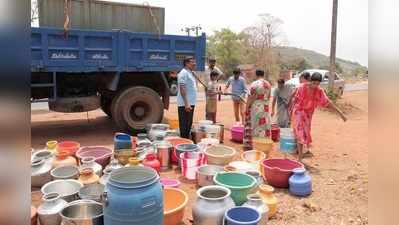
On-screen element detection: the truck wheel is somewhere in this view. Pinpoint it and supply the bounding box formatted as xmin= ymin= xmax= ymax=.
xmin=100 ymin=95 xmax=113 ymax=118
xmin=170 ymin=82 xmax=178 ymax=96
xmin=111 ymin=86 xmax=164 ymax=133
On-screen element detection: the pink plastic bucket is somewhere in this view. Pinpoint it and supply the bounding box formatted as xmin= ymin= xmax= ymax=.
xmin=231 ymin=125 xmax=244 ymax=143
xmin=160 ymin=178 xmax=181 ymax=188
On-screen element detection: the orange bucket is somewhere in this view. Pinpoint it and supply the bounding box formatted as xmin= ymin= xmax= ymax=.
xmin=56 ymin=141 xmax=80 ymax=156
xmin=163 ymin=188 xmax=188 ymax=225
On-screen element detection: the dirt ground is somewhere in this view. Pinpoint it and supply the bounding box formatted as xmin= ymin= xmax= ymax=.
xmin=31 ymin=90 xmax=368 ymax=225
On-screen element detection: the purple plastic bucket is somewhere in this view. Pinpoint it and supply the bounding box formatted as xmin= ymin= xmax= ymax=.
xmin=76 ymin=146 xmax=112 ymax=168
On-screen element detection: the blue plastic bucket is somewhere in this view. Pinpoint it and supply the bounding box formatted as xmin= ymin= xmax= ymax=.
xmin=114 ymin=133 xmax=132 ymax=151
xmin=279 ymin=136 xmax=297 ymax=154
xmin=224 ymin=206 xmax=261 ymax=225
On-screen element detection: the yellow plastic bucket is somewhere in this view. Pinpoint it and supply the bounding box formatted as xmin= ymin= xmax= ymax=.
xmin=252 ymin=137 xmax=274 ymax=156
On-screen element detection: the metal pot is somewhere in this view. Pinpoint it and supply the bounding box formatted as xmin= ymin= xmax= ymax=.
xmin=148 ymin=124 xmax=169 ymax=141
xmin=32 ymin=150 xmax=54 ymax=164
xmin=192 ymin=185 xmax=235 ymax=225
xmin=37 ymin=193 xmax=68 ymax=225
xmin=215 ymin=123 xmax=224 ymax=143
xmin=31 ymin=158 xmax=52 ymax=187
xmin=60 ymin=200 xmax=103 ymax=225
xmin=78 ymin=183 xmax=105 ymax=202
xmin=41 ymin=179 xmax=83 ymax=202
xmin=156 ymin=141 xmax=173 ymax=171
xmin=196 ymin=165 xmax=224 ymax=187
xmin=191 ymin=127 xmax=207 ymax=144
xmin=50 ymin=165 xmax=79 ymax=180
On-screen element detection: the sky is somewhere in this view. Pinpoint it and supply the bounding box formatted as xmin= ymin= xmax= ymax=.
xmin=34 ymin=0 xmax=369 ymax=66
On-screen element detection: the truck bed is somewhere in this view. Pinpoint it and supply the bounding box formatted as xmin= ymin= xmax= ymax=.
xmin=31 ymin=27 xmax=206 ymax=73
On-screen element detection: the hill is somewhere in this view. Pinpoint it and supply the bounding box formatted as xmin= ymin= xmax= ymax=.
xmin=276 ymin=46 xmax=367 ymax=76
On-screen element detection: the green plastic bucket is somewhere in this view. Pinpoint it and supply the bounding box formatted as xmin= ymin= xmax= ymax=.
xmin=213 ymin=172 xmax=256 ymax=205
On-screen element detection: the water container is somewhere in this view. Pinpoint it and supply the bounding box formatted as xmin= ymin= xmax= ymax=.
xmin=114 ymin=133 xmax=132 ymax=151
xmin=289 ymin=168 xmax=312 ymax=196
xmin=224 ymin=206 xmax=261 ymax=225
xmin=279 ymin=128 xmax=296 ymax=154
xmin=104 ymin=167 xmax=163 ymax=225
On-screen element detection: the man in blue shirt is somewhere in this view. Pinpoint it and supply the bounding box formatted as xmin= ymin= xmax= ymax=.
xmin=224 ymin=68 xmax=248 ymax=125
xmin=177 ymin=56 xmax=197 ymax=138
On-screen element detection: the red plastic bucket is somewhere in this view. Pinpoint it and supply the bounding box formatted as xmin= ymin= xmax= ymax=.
xmin=261 ymin=158 xmax=304 ymax=188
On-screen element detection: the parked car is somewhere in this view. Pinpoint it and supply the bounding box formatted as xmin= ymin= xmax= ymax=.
xmin=285 ymin=69 xmax=345 ymax=96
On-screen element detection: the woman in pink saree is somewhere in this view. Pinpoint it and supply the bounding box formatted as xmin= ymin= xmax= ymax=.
xmin=290 ymin=72 xmax=347 ymax=162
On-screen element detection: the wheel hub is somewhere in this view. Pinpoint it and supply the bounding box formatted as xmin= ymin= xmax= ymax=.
xmin=129 ymin=101 xmax=150 ymax=121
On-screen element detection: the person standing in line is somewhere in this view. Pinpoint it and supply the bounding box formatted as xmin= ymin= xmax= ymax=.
xmin=177 ymin=56 xmax=198 ymax=139
xmin=199 ymin=58 xmax=224 ymax=94
xmin=271 ymin=78 xmax=293 ymax=128
xmin=205 ymin=71 xmax=221 ymax=123
xmin=202 ymin=57 xmax=224 ymax=117
xmin=208 ymin=57 xmax=224 ymax=81
xmin=243 ymin=69 xmax=272 ymax=151
xmin=224 ymin=68 xmax=248 ymax=125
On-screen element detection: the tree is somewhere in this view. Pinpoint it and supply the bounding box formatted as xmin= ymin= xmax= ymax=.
xmin=240 ymin=13 xmax=285 ymax=81
xmin=296 ymin=58 xmax=312 ymax=72
xmin=206 ymin=28 xmax=245 ymax=77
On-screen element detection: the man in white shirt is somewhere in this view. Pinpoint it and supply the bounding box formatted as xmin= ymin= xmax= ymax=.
xmin=177 ymin=56 xmax=198 ymax=138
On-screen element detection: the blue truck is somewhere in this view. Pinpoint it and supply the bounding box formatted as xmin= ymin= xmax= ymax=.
xmin=31 ymin=27 xmax=206 ymax=132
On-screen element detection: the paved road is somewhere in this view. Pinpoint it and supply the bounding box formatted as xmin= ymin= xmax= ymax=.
xmin=31 ymin=82 xmax=368 ymax=111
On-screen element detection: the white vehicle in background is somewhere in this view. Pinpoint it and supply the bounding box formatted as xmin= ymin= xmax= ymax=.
xmin=285 ymin=69 xmax=345 ymax=96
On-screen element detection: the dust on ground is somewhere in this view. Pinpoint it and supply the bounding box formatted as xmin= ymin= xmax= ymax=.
xmin=31 ymin=90 xmax=368 ymax=225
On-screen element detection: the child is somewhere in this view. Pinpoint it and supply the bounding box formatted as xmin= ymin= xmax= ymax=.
xmin=205 ymin=71 xmax=220 ymax=123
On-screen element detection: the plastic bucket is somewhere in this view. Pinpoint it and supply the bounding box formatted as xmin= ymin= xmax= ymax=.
xmin=252 ymin=137 xmax=273 ymax=156
xmin=231 ymin=126 xmax=244 ymax=143
xmin=224 ymin=206 xmax=261 ymax=225
xmin=76 ymin=146 xmax=112 ymax=168
xmin=56 ymin=141 xmax=80 ymax=156
xmin=279 ymin=137 xmax=297 ymax=154
xmin=163 ymin=188 xmax=188 ymax=225
xmin=261 ymin=158 xmax=304 ymax=188
xmin=214 ymin=172 xmax=257 ymax=205
xmin=114 ymin=133 xmax=132 ymax=151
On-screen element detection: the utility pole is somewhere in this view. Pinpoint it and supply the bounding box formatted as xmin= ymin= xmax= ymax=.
xmin=192 ymin=25 xmax=202 ymax=36
xmin=181 ymin=25 xmax=202 ymax=36
xmin=181 ymin=27 xmax=191 ymax=36
xmin=329 ymin=0 xmax=338 ymax=90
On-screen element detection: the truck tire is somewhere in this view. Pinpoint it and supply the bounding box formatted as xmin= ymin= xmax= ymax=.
xmin=169 ymin=81 xmax=178 ymax=96
xmin=111 ymin=86 xmax=164 ymax=133
xmin=100 ymin=95 xmax=112 ymax=118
